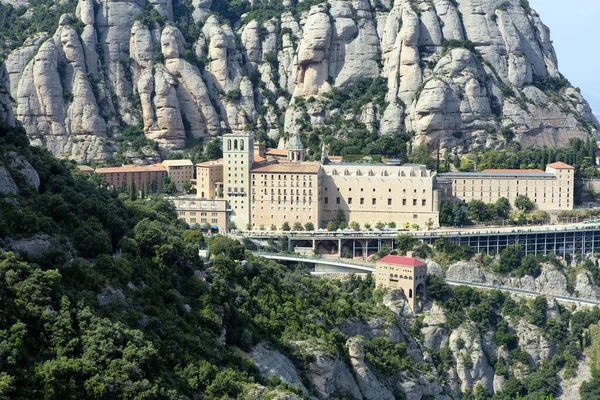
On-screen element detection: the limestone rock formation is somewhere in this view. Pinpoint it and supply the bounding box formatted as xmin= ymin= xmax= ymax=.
xmin=249 ymin=343 xmax=308 ymax=395
xmin=0 ymin=0 xmax=597 ymax=160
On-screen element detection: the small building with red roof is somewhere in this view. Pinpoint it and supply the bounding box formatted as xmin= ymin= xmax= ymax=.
xmin=375 ymin=253 xmax=427 ymax=313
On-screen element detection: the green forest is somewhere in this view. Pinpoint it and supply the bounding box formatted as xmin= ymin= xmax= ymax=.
xmin=3 ymin=122 xmax=600 ymax=398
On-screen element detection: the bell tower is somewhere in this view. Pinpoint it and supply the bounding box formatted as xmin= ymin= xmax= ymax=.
xmin=223 ymin=133 xmax=254 ymax=230
xmin=287 ymin=134 xmax=305 ymax=162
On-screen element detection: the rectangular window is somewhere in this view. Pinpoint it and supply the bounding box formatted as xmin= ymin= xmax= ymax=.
xmin=372 ymin=198 xmax=376 ymax=205
xmin=360 ymin=198 xmax=364 ymax=205
xmin=388 ymin=198 xmax=392 ymax=206
xmin=324 ymin=197 xmax=329 ymax=204
xmin=336 ymin=197 xmax=340 ymax=204
xmin=422 ymin=199 xmax=426 ymax=206
xmin=413 ymin=199 xmax=417 ymax=206
xmin=348 ymin=197 xmax=352 ymax=204
xmin=402 ymin=199 xmax=406 ymax=206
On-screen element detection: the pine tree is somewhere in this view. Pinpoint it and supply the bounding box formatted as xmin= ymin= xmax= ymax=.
xmin=130 ymin=178 xmax=137 ymax=200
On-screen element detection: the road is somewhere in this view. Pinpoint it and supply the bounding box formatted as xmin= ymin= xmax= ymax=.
xmin=253 ymin=252 xmax=600 ymax=307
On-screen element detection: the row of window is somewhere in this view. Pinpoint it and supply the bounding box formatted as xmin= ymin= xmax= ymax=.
xmin=324 ymin=197 xmax=427 ymax=206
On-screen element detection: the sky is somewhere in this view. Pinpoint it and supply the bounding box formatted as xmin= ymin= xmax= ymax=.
xmin=528 ymin=0 xmax=600 ymax=121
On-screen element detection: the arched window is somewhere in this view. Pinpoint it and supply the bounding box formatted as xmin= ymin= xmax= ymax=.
xmin=409 ymin=276 xmax=413 ymax=280
xmin=409 ymin=289 xmax=413 ymax=298
xmin=228 ymin=139 xmax=232 ymax=150
xmin=390 ymin=273 xmax=394 ymax=278
xmin=240 ymin=140 xmax=244 ymax=151
xmin=234 ymin=139 xmax=238 ymax=150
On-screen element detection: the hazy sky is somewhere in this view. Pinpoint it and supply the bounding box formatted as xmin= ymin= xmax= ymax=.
xmin=529 ymin=0 xmax=600 ymax=120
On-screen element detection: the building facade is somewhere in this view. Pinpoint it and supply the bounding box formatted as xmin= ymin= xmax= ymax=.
xmin=161 ymin=160 xmax=194 ymax=192
xmin=196 ymin=159 xmax=224 ymax=199
xmin=375 ymin=254 xmax=427 ymax=313
xmin=223 ymin=133 xmax=255 ymax=229
xmin=96 ymin=164 xmax=167 ymax=194
xmin=439 ymin=162 xmax=574 ymax=211
xmin=321 ymin=164 xmax=441 ymax=228
xmin=171 ymin=197 xmax=228 ymax=230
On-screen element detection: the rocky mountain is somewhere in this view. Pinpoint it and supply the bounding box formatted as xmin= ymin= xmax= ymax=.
xmin=0 ymin=0 xmax=598 ymax=162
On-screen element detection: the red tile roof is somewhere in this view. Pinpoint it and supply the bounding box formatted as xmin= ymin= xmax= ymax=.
xmin=254 ymin=155 xmax=266 ymax=163
xmin=266 ymin=148 xmax=288 ymax=157
xmin=196 ymin=158 xmax=224 ymax=167
xmin=96 ymin=164 xmax=166 ymax=174
xmin=482 ymin=169 xmax=544 ymax=174
xmin=546 ymin=161 xmax=574 ymax=170
xmin=377 ymin=255 xmax=426 ymax=267
xmin=251 ymin=161 xmax=321 ymax=174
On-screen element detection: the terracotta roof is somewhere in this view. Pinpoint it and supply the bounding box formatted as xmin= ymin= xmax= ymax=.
xmin=196 ymin=158 xmax=224 ymax=167
xmin=482 ymin=169 xmax=544 ymax=174
xmin=77 ymin=165 xmax=95 ymax=172
xmin=266 ymin=148 xmax=288 ymax=156
xmin=377 ymin=255 xmax=426 ymax=267
xmin=96 ymin=164 xmax=166 ymax=174
xmin=546 ymin=161 xmax=574 ymax=170
xmin=254 ymin=155 xmax=266 ymax=163
xmin=251 ymin=162 xmax=321 ymax=174
xmin=162 ymin=159 xmax=193 ymax=166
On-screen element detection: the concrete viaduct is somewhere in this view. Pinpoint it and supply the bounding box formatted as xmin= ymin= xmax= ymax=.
xmin=243 ymin=222 xmax=600 ymax=260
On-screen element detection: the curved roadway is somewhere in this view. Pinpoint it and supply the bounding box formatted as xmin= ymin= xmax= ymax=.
xmin=253 ymin=252 xmax=600 ymax=307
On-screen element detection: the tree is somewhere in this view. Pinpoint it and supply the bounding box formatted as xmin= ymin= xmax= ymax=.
xmin=183 ymin=182 xmax=193 ymax=193
xmin=467 ymin=200 xmax=489 ymax=223
xmin=395 ymin=234 xmax=415 ymax=255
xmin=495 ymin=197 xmax=510 ymax=219
xmin=204 ymin=138 xmax=222 ymax=160
xmin=281 ymin=222 xmax=291 ymax=231
xmin=270 ymin=224 xmax=276 ymax=231
xmin=259 ymin=224 xmax=265 ymax=231
xmin=515 ymin=195 xmax=534 ymax=212
xmin=349 ymin=221 xmax=360 ymax=230
xmin=209 ymin=235 xmax=245 ymax=260
xmin=411 ymin=223 xmax=420 ymax=230
xmin=293 ymin=222 xmax=303 ymax=231
xmin=403 ymin=222 xmax=410 ymax=230
xmin=375 ymin=221 xmax=385 ymax=230
xmin=409 ymin=144 xmax=431 ymax=167
xmin=227 ymin=221 xmax=237 ymax=231
xmin=304 ymin=222 xmax=314 ymax=231
xmin=387 ymin=221 xmax=396 ymax=229
xmin=496 ymin=244 xmax=522 ymax=273
xmin=129 ymin=178 xmax=137 ymax=200
xmin=332 ymin=208 xmax=347 ymax=229
xmin=246 ymin=223 xmax=252 ymax=231
xmin=426 ymin=218 xmax=434 ymax=230
xmin=163 ymin=176 xmax=176 ymax=194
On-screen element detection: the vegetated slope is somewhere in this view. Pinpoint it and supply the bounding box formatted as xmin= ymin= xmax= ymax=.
xmin=3 ymin=124 xmax=600 ymax=398
xmin=0 ymin=0 xmax=598 ymax=162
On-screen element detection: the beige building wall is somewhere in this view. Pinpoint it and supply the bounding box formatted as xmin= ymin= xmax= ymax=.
xmin=171 ymin=197 xmax=228 ymax=230
xmin=162 ymin=160 xmax=194 ymax=192
xmin=196 ymin=160 xmax=224 ymax=199
xmin=375 ymin=256 xmax=427 ymax=312
xmin=250 ymin=163 xmax=321 ymax=230
xmin=442 ymin=162 xmax=574 ymax=211
xmin=96 ymin=164 xmax=167 ymax=194
xmin=321 ymin=164 xmax=440 ymax=228
xmin=223 ymin=133 xmax=254 ymax=229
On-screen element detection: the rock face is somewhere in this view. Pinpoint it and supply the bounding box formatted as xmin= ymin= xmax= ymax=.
xmin=249 ymin=343 xmax=308 ymax=395
xmin=1 ymin=0 xmax=597 ymax=160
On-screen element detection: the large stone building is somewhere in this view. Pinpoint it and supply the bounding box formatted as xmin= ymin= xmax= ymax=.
xmin=189 ymin=133 xmax=575 ymax=231
xmin=161 ymin=160 xmax=194 ymax=192
xmin=171 ymin=196 xmax=228 ymax=230
xmin=439 ymin=161 xmax=574 ymax=211
xmin=96 ymin=164 xmax=167 ymax=193
xmin=321 ymin=164 xmax=441 ymax=228
xmin=375 ymin=254 xmax=427 ymax=313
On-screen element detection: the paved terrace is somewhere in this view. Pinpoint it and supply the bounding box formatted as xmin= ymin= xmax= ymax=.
xmin=252 ymin=252 xmax=600 ymax=307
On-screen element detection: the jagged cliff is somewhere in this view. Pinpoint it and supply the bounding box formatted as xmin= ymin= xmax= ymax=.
xmin=0 ymin=0 xmax=598 ymax=161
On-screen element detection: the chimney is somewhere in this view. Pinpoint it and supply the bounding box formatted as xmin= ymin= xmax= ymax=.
xmin=406 ymin=251 xmax=414 ymax=258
